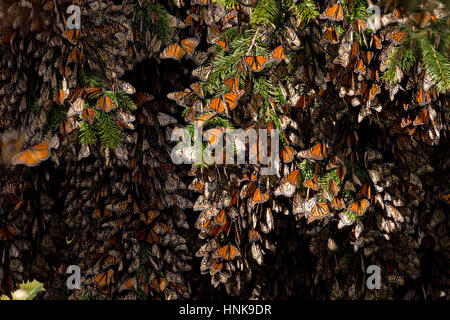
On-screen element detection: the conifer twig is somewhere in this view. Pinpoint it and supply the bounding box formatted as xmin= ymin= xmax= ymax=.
xmin=246 ymin=28 xmax=260 ymax=55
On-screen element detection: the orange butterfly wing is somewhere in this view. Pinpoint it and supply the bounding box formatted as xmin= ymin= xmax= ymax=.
xmin=222 ymin=90 xmax=244 ymax=111
xmin=280 ymin=145 xmax=295 ymax=163
xmin=271 ymin=45 xmax=285 ymax=61
xmin=181 ymin=38 xmax=199 ymax=55
xmin=253 ymin=187 xmax=270 ymax=203
xmin=160 ymin=43 xmax=186 ymax=60
xmin=82 ymin=107 xmax=96 ymax=124
xmin=320 ymin=3 xmax=344 ymax=21
xmin=96 ymin=95 xmax=115 ymax=112
xmin=224 ymin=76 xmax=239 ymax=92
xmin=207 ymin=96 xmax=226 ymax=113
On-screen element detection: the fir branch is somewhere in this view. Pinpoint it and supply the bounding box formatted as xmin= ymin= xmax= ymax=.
xmin=416 ymin=34 xmax=450 ymax=93
xmin=294 ymin=0 xmax=320 ymax=24
xmin=94 ymin=111 xmax=122 ymax=149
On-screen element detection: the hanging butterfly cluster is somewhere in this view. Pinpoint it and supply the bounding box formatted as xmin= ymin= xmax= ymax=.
xmin=0 ymin=0 xmax=449 ymax=300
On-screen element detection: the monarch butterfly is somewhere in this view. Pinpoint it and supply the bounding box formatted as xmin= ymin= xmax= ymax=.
xmin=210 ymin=261 xmax=224 ymax=275
xmin=362 ymin=82 xmax=381 ymax=102
xmin=274 ymin=181 xmax=296 ymax=197
xmin=353 ymin=18 xmax=367 ymax=33
xmin=69 ymin=48 xmax=84 ymax=63
xmin=215 ymin=209 xmax=227 ymax=228
xmin=280 ymin=145 xmax=296 ymax=163
xmin=253 ymin=187 xmax=270 ymax=204
xmin=415 ymin=88 xmax=435 ymax=106
xmin=243 ymin=56 xmax=270 ymax=72
xmin=60 ymin=117 xmax=79 ymax=135
xmin=410 ymin=10 xmax=437 ymax=28
xmin=270 ymin=45 xmax=286 ymax=62
xmin=157 ymin=112 xmax=177 ymax=126
xmin=248 ymin=228 xmax=261 ymax=243
xmin=222 ymin=90 xmax=245 ymax=111
xmin=0 ymin=225 xmax=19 ymax=241
xmin=359 ymin=183 xmax=372 ymax=199
xmin=150 ymin=276 xmax=168 ymax=293
xmin=140 ymin=210 xmax=160 ymax=225
xmin=362 ymin=50 xmax=374 ymax=65
xmin=11 ymin=141 xmax=50 ymax=167
xmin=189 ymin=177 xmax=206 ymax=193
xmin=319 ymin=2 xmax=344 ymax=21
xmin=53 ymin=89 xmax=66 ymax=105
xmin=206 ymin=96 xmax=227 ymax=113
xmin=326 ymin=156 xmax=343 ymax=170
xmin=387 ymin=31 xmax=408 ymax=45
xmin=160 ymin=43 xmax=187 ymax=60
xmin=349 ymin=199 xmax=370 ymax=216
xmin=297 ymin=142 xmax=327 ymax=161
xmin=354 ymin=58 xmax=366 ymax=75
xmin=282 ymin=169 xmax=301 ymax=185
xmin=195 ymin=111 xmax=216 ymax=127
xmin=181 ymin=38 xmax=200 ymax=56
xmin=224 ymin=76 xmax=239 ymax=92
xmin=308 ymin=202 xmax=330 ymax=223
xmin=303 ymin=175 xmax=319 ymax=191
xmin=96 ymin=95 xmax=116 ymax=112
xmin=119 ymin=277 xmax=137 ymax=293
xmin=215 ymin=37 xmax=229 ymax=52
xmin=386 ymin=203 xmax=404 ymax=223
xmin=323 ymin=27 xmax=339 ymax=44
xmin=371 ymin=34 xmax=382 ymax=50
xmin=329 ymin=178 xmax=339 ymax=196
xmin=62 ymin=29 xmax=81 ymax=44
xmin=190 ymin=82 xmax=204 ymax=98
xmin=94 ymin=269 xmax=114 ymax=288
xmin=216 ymin=244 xmax=240 ymax=260
xmin=115 ymin=111 xmax=135 ymax=130
xmin=331 ymin=196 xmax=345 ymax=210
xmin=82 ymin=107 xmax=96 ymax=125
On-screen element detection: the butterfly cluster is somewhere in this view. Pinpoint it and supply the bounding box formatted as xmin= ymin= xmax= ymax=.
xmin=0 ymin=0 xmax=449 ymax=300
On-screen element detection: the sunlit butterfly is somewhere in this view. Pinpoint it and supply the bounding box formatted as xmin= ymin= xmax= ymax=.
xmin=303 ymin=174 xmax=319 ymax=191
xmin=252 ymin=187 xmax=270 ymax=204
xmin=308 ymin=202 xmax=330 ymax=223
xmin=224 ymin=76 xmax=239 ymax=92
xmin=323 ymin=27 xmax=339 ymax=44
xmin=243 ymin=56 xmax=270 ymax=72
xmin=319 ymin=2 xmax=344 ymax=21
xmin=270 ymin=45 xmax=286 ymax=62
xmin=11 ymin=141 xmax=50 ymax=167
xmin=82 ymin=107 xmax=96 ymax=124
xmin=331 ymin=196 xmax=345 ymax=210
xmin=216 ymin=244 xmax=240 ymax=260
xmin=190 ymin=82 xmax=204 ymax=99
xmin=280 ymin=145 xmax=296 ymax=163
xmin=297 ymin=142 xmax=327 ymax=161
xmin=160 ymin=38 xmax=199 ymax=60
xmin=96 ymin=95 xmax=116 ymax=112
xmin=387 ymin=31 xmax=408 ymax=45
xmin=248 ymin=228 xmax=261 ymax=243
xmin=215 ymin=37 xmax=229 ymax=52
xmin=348 ymin=199 xmax=370 ymax=216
